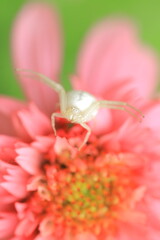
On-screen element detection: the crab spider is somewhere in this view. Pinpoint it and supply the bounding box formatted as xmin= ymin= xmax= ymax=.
xmin=17 ymin=69 xmax=144 ymax=150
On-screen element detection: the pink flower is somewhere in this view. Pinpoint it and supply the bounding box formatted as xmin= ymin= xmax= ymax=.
xmin=0 ymin=2 xmax=160 ymax=240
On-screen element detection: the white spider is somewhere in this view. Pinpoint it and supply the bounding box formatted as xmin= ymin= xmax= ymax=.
xmin=17 ymin=69 xmax=143 ymax=150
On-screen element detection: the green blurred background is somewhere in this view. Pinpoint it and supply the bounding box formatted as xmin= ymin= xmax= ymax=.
xmin=0 ymin=0 xmax=160 ymax=99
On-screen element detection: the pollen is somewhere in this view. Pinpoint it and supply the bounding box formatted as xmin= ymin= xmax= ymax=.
xmin=29 ymin=151 xmax=139 ymax=238
xmin=62 ymin=171 xmax=115 ymax=221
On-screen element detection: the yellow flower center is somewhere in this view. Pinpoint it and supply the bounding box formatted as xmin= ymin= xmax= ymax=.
xmin=62 ymin=171 xmax=118 ymax=222
xmin=29 ymin=152 xmax=140 ymax=237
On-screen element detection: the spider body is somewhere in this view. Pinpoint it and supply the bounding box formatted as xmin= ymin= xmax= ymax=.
xmin=65 ymin=90 xmax=98 ymax=123
xmin=17 ymin=69 xmax=143 ymax=150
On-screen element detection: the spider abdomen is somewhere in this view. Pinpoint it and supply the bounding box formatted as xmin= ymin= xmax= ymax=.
xmin=66 ymin=91 xmax=96 ymax=111
xmin=66 ymin=90 xmax=98 ymax=121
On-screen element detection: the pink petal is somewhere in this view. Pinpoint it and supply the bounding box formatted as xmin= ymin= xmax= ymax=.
xmin=39 ymin=216 xmax=54 ymax=236
xmin=54 ymin=136 xmax=77 ymax=155
xmin=0 ymin=212 xmax=18 ymax=239
xmin=0 ymin=135 xmax=17 ymax=147
xmin=15 ymin=217 xmax=38 ymax=237
xmin=88 ymin=108 xmax=112 ymax=135
xmin=116 ymin=221 xmax=157 ymax=240
xmin=102 ymin=116 xmax=159 ymax=155
xmin=0 ymin=135 xmax=18 ymax=163
xmin=145 ymin=196 xmax=160 ymax=227
xmin=73 ymin=19 xmax=158 ymax=100
xmin=15 ymin=202 xmax=27 ymax=219
xmin=1 ymin=165 xmax=29 ymax=198
xmin=0 ymin=97 xmax=24 ymax=136
xmin=0 ymin=185 xmax=17 ymax=205
xmin=1 ymin=181 xmax=27 ymax=199
xmin=11 ymin=237 xmax=32 ymax=240
xmin=13 ymin=103 xmax=52 ymax=141
xmin=142 ymin=101 xmax=160 ymax=136
xmin=75 ymin=232 xmax=97 ymax=240
xmin=34 ymin=235 xmax=56 ymax=240
xmin=0 ymin=161 xmax=18 ymax=204
xmin=31 ymin=136 xmax=55 ymax=153
xmin=12 ymin=2 xmax=63 ymax=115
xmin=16 ymin=146 xmax=43 ymax=175
xmin=144 ymin=229 xmax=160 ymax=240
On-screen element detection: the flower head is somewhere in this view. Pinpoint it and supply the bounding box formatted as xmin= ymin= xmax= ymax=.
xmin=0 ymin=2 xmax=160 ymax=240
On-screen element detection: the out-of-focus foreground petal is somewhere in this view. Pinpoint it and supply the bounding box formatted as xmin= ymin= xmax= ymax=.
xmin=0 ymin=97 xmax=25 ymax=136
xmin=12 ymin=103 xmax=52 ymax=141
xmin=73 ymin=19 xmax=158 ymax=100
xmin=0 ymin=212 xmax=18 ymax=240
xmin=12 ymin=2 xmax=63 ymax=116
xmin=142 ymin=101 xmax=160 ymax=136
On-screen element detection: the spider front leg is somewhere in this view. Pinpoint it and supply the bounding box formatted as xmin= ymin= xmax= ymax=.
xmin=51 ymin=112 xmax=65 ymax=136
xmin=98 ymin=100 xmax=144 ymax=121
xmin=79 ymin=123 xmax=91 ymax=150
xmin=83 ymin=100 xmax=143 ymax=122
xmin=16 ymin=69 xmax=67 ymax=113
xmin=52 ymin=113 xmax=91 ymax=150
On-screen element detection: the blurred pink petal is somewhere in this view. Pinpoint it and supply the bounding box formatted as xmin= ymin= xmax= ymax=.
xmin=75 ymin=232 xmax=97 ymax=240
xmin=11 ymin=237 xmax=32 ymax=240
xmin=0 ymin=212 xmax=18 ymax=240
xmin=31 ymin=136 xmax=55 ymax=153
xmin=1 ymin=164 xmax=28 ymax=198
xmin=142 ymin=101 xmax=160 ymax=136
xmin=15 ymin=217 xmax=38 ymax=237
xmin=0 ymin=97 xmax=24 ymax=136
xmin=103 ymin=116 xmax=160 ymax=155
xmin=0 ymin=161 xmax=18 ymax=205
xmin=16 ymin=146 xmax=43 ymax=175
xmin=34 ymin=235 xmax=56 ymax=240
xmin=0 ymin=135 xmax=18 ymax=163
xmin=73 ymin=19 xmax=158 ymax=100
xmin=39 ymin=216 xmax=55 ymax=236
xmin=0 ymin=185 xmax=17 ymax=206
xmin=12 ymin=103 xmax=52 ymax=141
xmin=88 ymin=108 xmax=112 ymax=135
xmin=12 ymin=2 xmax=63 ymax=115
xmin=117 ymin=222 xmax=147 ymax=240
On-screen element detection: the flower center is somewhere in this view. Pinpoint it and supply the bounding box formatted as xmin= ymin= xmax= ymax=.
xmin=61 ymin=171 xmax=117 ymax=222
xmin=29 ymin=152 xmax=138 ymax=237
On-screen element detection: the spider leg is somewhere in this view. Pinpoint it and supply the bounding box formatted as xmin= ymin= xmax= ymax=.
xmin=16 ymin=69 xmax=67 ymax=112
xmin=100 ymin=100 xmax=143 ymax=115
xmin=52 ymin=113 xmax=91 ymax=150
xmin=51 ymin=112 xmax=65 ymax=136
xmin=79 ymin=123 xmax=91 ymax=150
xmin=82 ymin=99 xmax=143 ymax=122
xmin=97 ymin=100 xmax=144 ymax=121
